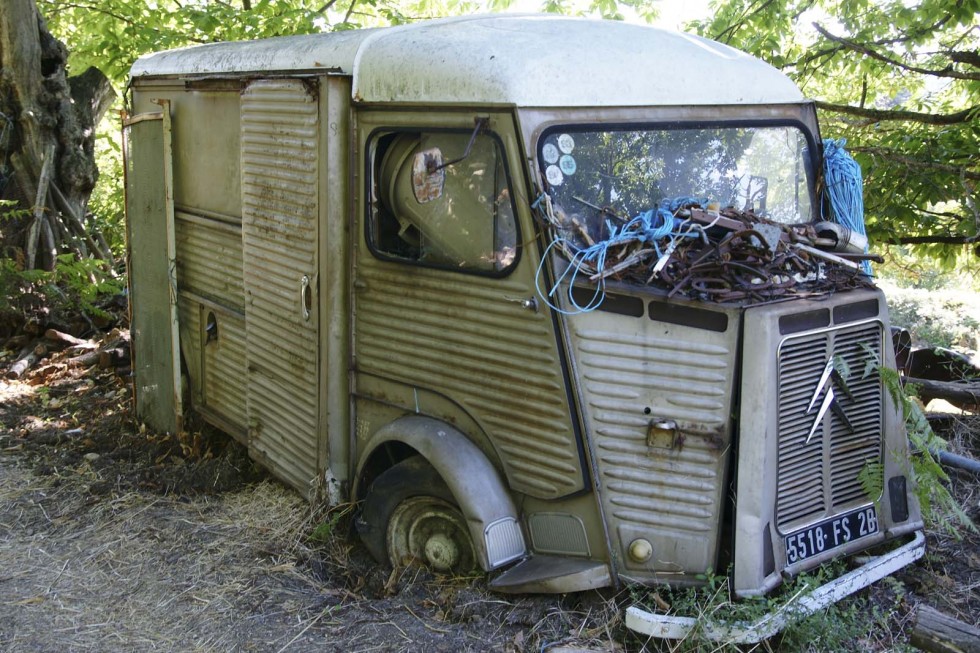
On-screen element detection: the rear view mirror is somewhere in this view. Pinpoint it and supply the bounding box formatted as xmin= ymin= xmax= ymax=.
xmin=412 ymin=148 xmax=445 ymax=203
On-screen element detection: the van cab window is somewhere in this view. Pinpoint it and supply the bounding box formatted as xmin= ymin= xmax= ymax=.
xmin=539 ymin=124 xmax=815 ymax=244
xmin=369 ymin=130 xmax=518 ymax=274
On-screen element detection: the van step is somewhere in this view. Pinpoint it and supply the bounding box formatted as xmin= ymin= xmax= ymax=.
xmin=489 ymin=555 xmax=611 ymax=594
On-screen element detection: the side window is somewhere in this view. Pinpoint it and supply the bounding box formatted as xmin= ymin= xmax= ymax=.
xmin=369 ymin=129 xmax=518 ymax=274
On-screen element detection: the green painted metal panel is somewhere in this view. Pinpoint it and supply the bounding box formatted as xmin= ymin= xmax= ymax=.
xmin=124 ymin=108 xmax=182 ymax=434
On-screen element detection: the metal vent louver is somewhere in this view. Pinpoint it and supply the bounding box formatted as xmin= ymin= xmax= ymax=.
xmin=776 ymin=322 xmax=883 ymax=531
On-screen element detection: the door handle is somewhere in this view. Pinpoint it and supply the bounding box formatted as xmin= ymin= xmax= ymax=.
xmin=300 ymin=275 xmax=311 ymax=321
xmin=505 ymin=296 xmax=538 ymax=313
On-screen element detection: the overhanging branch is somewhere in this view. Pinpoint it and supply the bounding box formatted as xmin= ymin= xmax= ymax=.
xmin=886 ymin=234 xmax=979 ymax=245
xmin=815 ymin=101 xmax=980 ymax=126
xmin=813 ymin=23 xmax=980 ymax=81
xmin=847 ymin=147 xmax=980 ymax=182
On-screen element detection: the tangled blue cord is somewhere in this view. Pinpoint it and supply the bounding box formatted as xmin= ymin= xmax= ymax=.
xmin=535 ymin=197 xmax=709 ymax=315
xmin=823 ymin=138 xmax=871 ymax=274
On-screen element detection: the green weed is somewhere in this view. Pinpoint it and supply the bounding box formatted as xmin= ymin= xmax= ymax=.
xmin=880 ymin=367 xmax=975 ymax=536
xmin=628 ymin=562 xmax=907 ymax=652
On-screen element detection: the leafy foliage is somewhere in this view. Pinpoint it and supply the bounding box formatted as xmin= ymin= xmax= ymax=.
xmin=42 ymin=1 xmax=326 ymax=87
xmin=1 ymin=199 xmax=123 ymax=329
xmin=0 ymin=254 xmax=124 ymax=333
xmin=692 ymin=0 xmax=980 ymax=267
xmin=880 ymin=365 xmax=975 ymax=535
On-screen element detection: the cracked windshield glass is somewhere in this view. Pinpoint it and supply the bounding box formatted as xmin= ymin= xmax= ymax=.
xmin=539 ymin=124 xmax=814 ymax=246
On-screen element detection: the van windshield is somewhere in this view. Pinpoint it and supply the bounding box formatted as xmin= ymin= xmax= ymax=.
xmin=538 ymin=124 xmax=814 ymax=234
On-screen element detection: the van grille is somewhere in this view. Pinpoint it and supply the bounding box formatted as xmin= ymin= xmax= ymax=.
xmin=776 ymin=322 xmax=883 ymax=531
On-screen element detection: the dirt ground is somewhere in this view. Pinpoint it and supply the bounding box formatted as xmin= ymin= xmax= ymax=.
xmin=1 ymin=337 xmax=978 ymax=652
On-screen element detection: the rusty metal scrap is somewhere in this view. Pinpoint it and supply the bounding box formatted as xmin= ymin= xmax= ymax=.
xmin=541 ymin=199 xmax=877 ymax=307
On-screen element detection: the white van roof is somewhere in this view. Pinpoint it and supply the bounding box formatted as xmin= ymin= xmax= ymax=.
xmin=130 ymin=14 xmax=804 ymax=107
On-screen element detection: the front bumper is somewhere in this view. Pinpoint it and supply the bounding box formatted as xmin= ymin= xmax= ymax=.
xmin=625 ymin=530 xmax=925 ymax=644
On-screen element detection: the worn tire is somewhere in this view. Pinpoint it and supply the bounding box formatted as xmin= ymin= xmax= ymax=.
xmin=356 ymin=456 xmax=476 ymax=573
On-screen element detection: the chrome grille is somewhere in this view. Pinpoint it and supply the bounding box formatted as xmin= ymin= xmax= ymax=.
xmin=776 ymin=321 xmax=883 ymax=531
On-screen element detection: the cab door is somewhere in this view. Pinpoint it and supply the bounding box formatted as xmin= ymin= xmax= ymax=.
xmin=351 ymin=111 xmax=585 ymax=501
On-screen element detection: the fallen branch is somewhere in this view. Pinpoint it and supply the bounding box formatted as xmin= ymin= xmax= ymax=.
xmin=44 ymin=328 xmax=91 ymax=349
xmin=905 ymin=377 xmax=980 ymax=410
xmin=67 ymin=331 xmax=129 ymax=369
xmin=6 ymin=342 xmax=44 ymax=379
xmin=911 ymin=604 xmax=980 ymax=653
xmin=67 ymin=349 xmax=102 ymax=369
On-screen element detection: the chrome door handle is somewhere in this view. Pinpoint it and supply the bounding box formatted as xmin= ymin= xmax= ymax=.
xmin=300 ymin=275 xmax=311 ymax=321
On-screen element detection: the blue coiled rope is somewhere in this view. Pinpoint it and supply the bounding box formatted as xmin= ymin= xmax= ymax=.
xmin=823 ymin=138 xmax=871 ymax=274
xmin=535 ymin=197 xmax=709 ymax=315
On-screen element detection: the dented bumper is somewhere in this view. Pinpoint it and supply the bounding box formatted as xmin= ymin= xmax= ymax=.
xmin=625 ymin=530 xmax=925 ymax=644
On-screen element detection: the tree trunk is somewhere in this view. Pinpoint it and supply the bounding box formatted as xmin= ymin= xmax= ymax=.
xmin=0 ymin=0 xmax=116 ymax=269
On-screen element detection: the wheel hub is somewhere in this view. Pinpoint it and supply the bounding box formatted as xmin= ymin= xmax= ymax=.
xmin=386 ymin=496 xmax=476 ymax=573
xmin=422 ymin=532 xmax=459 ymax=571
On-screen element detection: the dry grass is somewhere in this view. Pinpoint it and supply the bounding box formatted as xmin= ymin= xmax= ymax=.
xmin=0 ymin=461 xmax=342 ymax=651
xmin=0 ymin=384 xmax=623 ymax=653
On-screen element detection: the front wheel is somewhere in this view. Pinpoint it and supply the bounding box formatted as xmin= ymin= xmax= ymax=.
xmin=357 ymin=456 xmax=477 ymax=574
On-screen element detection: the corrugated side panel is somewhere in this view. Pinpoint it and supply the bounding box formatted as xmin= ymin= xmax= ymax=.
xmin=177 ymin=296 xmax=203 ymax=402
xmin=176 ymin=296 xmax=248 ymax=431
xmin=354 ymin=265 xmax=582 ymax=499
xmin=204 ymin=313 xmax=248 ymax=427
xmin=175 ymin=217 xmax=244 ymax=310
xmin=776 ymin=322 xmax=884 ymax=531
xmin=241 ymin=79 xmax=319 ymax=494
xmin=568 ymin=311 xmax=735 ymax=573
xmin=174 ymin=216 xmax=247 ymax=431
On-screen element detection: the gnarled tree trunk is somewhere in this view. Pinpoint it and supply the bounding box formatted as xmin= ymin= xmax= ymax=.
xmin=0 ymin=0 xmax=116 ymax=270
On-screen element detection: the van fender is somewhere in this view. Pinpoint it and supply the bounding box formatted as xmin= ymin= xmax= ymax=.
xmin=356 ymin=415 xmax=526 ymax=570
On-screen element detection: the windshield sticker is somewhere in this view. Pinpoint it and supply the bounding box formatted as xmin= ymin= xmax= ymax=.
xmin=559 ymin=155 xmax=577 ymax=176
xmin=557 ymin=134 xmax=575 ymax=154
xmin=542 ymin=143 xmax=560 ymax=164
xmin=545 ymin=165 xmax=564 ymax=186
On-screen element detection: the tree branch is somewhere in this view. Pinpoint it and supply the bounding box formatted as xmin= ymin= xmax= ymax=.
xmin=887 ymin=234 xmax=979 ymax=245
xmin=342 ymin=0 xmax=357 ymax=25
xmin=781 ymin=10 xmax=959 ymax=72
xmin=815 ymin=101 xmax=980 ymax=126
xmin=949 ymin=49 xmax=980 ymax=68
xmin=847 ymin=146 xmax=980 ymax=181
xmin=26 ymin=142 xmax=55 ymax=269
xmin=813 ymin=24 xmax=980 ymax=81
xmin=712 ymin=0 xmax=778 ymax=45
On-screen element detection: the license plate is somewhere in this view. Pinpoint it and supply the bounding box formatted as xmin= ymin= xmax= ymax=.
xmin=784 ymin=506 xmax=879 ymax=564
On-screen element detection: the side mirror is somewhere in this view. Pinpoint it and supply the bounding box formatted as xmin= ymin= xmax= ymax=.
xmin=412 ymin=148 xmax=445 ymax=203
